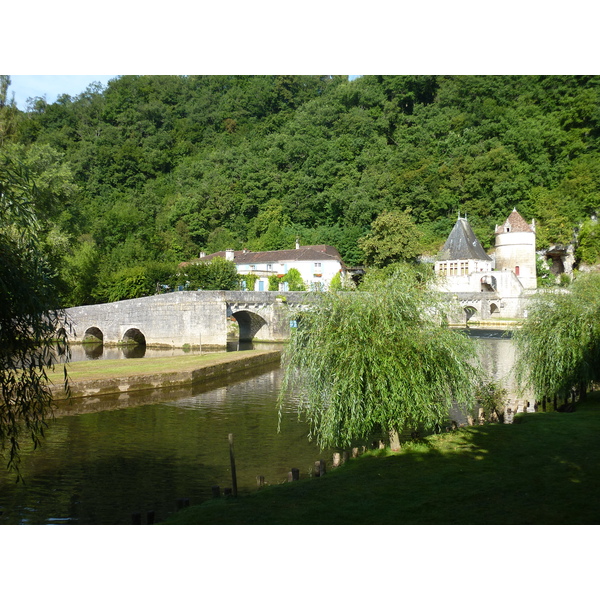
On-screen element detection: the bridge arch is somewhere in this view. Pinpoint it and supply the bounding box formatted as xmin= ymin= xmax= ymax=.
xmin=231 ymin=310 xmax=268 ymax=342
xmin=463 ymin=305 xmax=478 ymax=323
xmin=121 ymin=328 xmax=146 ymax=346
xmin=83 ymin=326 xmax=104 ymax=343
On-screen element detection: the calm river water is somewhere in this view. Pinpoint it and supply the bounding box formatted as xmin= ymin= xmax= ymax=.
xmin=0 ymin=331 xmax=522 ymax=525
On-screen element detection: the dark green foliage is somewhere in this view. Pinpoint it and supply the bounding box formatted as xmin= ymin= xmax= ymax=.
xmin=177 ymin=257 xmax=239 ymax=291
xmin=3 ymin=74 xmax=600 ymax=307
xmin=268 ymin=274 xmax=280 ymax=291
xmin=0 ymin=154 xmax=70 ymax=473
xmin=358 ymin=209 xmax=422 ymax=266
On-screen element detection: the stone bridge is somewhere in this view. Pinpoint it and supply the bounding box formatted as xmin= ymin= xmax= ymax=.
xmin=445 ymin=291 xmax=530 ymax=324
xmin=65 ymin=291 xmax=310 ymax=349
xmin=64 ymin=289 xmax=530 ymax=350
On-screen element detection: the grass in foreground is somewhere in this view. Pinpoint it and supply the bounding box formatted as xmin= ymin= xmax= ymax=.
xmin=163 ymin=392 xmax=600 ymax=525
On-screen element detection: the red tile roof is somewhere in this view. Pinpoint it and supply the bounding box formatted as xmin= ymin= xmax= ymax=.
xmin=496 ymin=209 xmax=534 ymax=233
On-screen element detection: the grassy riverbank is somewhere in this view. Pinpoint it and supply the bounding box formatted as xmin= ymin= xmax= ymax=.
xmin=47 ymin=349 xmax=282 ymax=400
xmin=163 ymin=392 xmax=600 ymax=525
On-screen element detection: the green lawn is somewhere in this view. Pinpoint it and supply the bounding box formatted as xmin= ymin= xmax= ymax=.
xmin=163 ymin=392 xmax=600 ymax=525
xmin=47 ymin=350 xmax=265 ymax=384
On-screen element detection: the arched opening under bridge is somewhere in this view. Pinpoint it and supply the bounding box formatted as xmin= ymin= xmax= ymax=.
xmin=121 ymin=328 xmax=146 ymax=346
xmin=83 ymin=326 xmax=104 ymax=343
xmin=464 ymin=306 xmax=478 ymax=323
xmin=230 ymin=310 xmax=268 ymax=343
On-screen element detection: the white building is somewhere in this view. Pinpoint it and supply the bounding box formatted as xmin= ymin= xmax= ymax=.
xmin=494 ymin=209 xmax=537 ymax=290
xmin=196 ymin=243 xmax=346 ymax=291
xmin=434 ymin=210 xmax=537 ymax=321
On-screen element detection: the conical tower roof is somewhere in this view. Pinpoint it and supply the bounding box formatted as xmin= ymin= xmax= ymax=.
xmin=495 ymin=208 xmax=534 ymax=234
xmin=439 ymin=218 xmax=492 ymax=262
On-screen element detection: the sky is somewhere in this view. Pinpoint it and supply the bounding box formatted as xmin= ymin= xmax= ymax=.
xmin=8 ymin=75 xmax=119 ymax=110
xmin=7 ymin=75 xmax=362 ymax=110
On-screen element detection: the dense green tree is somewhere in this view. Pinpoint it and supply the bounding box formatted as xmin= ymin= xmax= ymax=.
xmin=576 ymin=218 xmax=600 ymax=264
xmin=281 ymin=268 xmax=306 ymax=291
xmin=279 ymin=264 xmax=480 ymax=450
xmin=358 ymin=209 xmax=423 ymax=267
xmin=7 ymin=74 xmax=600 ymax=307
xmin=514 ymin=273 xmax=600 ymax=405
xmin=177 ymin=256 xmax=239 ymax=291
xmin=0 ymin=154 xmax=70 ymax=474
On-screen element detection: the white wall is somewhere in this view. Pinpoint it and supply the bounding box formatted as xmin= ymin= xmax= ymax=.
xmin=237 ymin=259 xmax=343 ymax=291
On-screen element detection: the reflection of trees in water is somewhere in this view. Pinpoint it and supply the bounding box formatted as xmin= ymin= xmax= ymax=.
xmin=83 ymin=343 xmax=103 ymax=360
xmin=474 ymin=334 xmax=532 ymax=411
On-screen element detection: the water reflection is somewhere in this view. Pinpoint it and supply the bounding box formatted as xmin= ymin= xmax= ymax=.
xmin=0 ymin=330 xmax=528 ymax=525
xmin=68 ymin=340 xmax=282 ymax=363
xmin=467 ymin=328 xmax=531 ymax=412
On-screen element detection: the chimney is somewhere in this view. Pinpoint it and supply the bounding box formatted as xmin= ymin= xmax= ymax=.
xmin=295 ymin=238 xmax=300 ymax=250
xmin=225 ymin=249 xmax=235 ymax=261
xmin=199 ymin=251 xmax=206 ymax=258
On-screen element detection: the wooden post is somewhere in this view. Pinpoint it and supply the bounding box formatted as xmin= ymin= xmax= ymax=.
xmin=177 ymin=498 xmax=190 ymax=510
xmin=332 ymin=452 xmax=341 ymax=467
xmin=352 ymin=447 xmax=359 ymax=458
xmin=291 ymin=468 xmax=299 ymax=481
xmin=228 ymin=433 xmax=238 ymax=498
xmin=211 ymin=485 xmax=221 ymax=498
xmin=146 ymin=511 xmax=155 ymax=525
xmin=257 ymin=475 xmax=265 ymax=488
xmin=478 ymin=407 xmax=485 ymax=425
xmin=224 ymin=487 xmax=232 ymax=496
xmin=131 ymin=512 xmax=141 ymax=524
xmin=314 ymin=460 xmax=326 ymax=477
xmin=342 ymin=450 xmax=349 ymax=464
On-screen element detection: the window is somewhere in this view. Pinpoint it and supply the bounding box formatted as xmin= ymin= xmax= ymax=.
xmin=267 ymin=264 xmax=272 ymax=271
xmin=250 ymin=265 xmax=256 ymax=271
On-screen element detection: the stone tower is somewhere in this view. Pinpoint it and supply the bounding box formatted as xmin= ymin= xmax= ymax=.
xmin=494 ymin=209 xmax=537 ymax=290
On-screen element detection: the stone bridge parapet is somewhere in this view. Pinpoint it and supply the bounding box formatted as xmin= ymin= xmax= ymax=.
xmin=65 ymin=291 xmax=312 ymax=349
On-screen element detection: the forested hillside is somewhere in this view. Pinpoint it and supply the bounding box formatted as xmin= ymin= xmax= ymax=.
xmin=1 ymin=75 xmax=599 ymax=306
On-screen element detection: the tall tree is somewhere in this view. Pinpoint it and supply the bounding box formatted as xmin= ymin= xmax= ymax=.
xmin=0 ymin=154 xmax=70 ymax=474
xmin=358 ymin=209 xmax=423 ymax=267
xmin=278 ymin=264 xmax=480 ymax=450
xmin=514 ymin=273 xmax=600 ymax=405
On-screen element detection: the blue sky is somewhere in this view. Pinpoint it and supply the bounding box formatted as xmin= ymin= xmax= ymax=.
xmin=7 ymin=75 xmax=361 ymax=110
xmin=8 ymin=75 xmax=119 ymax=110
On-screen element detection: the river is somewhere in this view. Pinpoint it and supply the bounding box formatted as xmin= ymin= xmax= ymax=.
xmin=0 ymin=330 xmax=525 ymax=525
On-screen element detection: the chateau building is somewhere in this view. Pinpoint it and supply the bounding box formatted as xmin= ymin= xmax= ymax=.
xmin=435 ymin=209 xmax=537 ymax=321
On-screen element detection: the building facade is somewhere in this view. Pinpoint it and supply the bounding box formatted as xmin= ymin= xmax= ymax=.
xmin=434 ymin=210 xmax=537 ymax=322
xmin=196 ymin=243 xmax=346 ymax=291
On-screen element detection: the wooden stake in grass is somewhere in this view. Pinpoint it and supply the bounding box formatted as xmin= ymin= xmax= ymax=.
xmin=228 ymin=433 xmax=238 ymax=498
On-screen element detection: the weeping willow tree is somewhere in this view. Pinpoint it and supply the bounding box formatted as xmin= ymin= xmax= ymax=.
xmin=278 ymin=264 xmax=481 ymax=450
xmin=0 ymin=155 xmax=70 ymax=475
xmin=513 ymin=273 xmax=600 ymax=405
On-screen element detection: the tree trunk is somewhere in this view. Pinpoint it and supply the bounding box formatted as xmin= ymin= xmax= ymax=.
xmin=389 ymin=429 xmax=401 ymax=452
